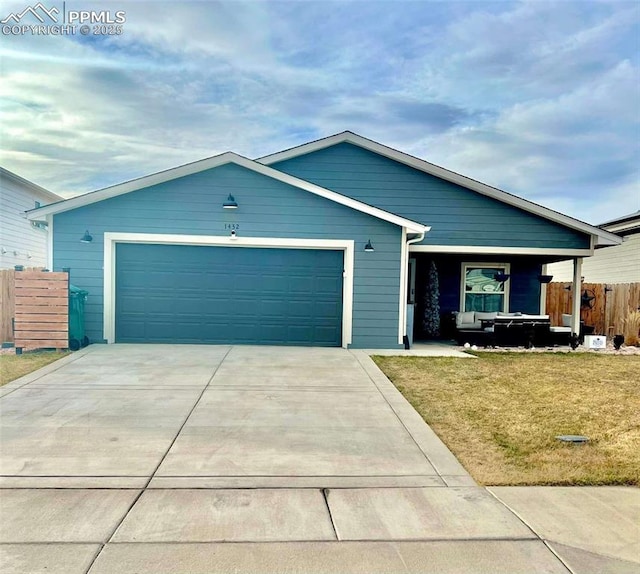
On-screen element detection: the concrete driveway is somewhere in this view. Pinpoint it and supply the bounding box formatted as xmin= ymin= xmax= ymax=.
xmin=0 ymin=345 xmax=637 ymax=573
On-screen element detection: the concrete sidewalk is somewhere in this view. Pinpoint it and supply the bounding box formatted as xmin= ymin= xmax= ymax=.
xmin=0 ymin=345 xmax=637 ymax=573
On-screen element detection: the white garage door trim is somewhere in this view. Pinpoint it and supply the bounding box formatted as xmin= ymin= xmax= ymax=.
xmin=103 ymin=232 xmax=354 ymax=347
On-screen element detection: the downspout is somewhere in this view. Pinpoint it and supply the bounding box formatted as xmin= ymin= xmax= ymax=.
xmin=571 ymin=257 xmax=583 ymax=337
xmin=407 ymin=231 xmax=426 ymax=247
xmin=401 ymin=230 xmax=426 ymax=347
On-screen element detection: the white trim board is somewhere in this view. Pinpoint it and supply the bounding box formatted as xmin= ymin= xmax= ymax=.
xmin=103 ymin=233 xmax=354 ymax=348
xmin=409 ymin=245 xmax=594 ymax=257
xmin=27 ymin=152 xmax=428 ymax=234
xmin=258 ymin=131 xmax=621 ymax=248
xmin=398 ymin=227 xmax=408 ymax=345
xmin=46 ymin=214 xmax=53 ymax=270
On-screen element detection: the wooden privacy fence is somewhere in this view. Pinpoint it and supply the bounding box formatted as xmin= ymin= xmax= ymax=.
xmin=546 ymin=282 xmax=640 ymax=336
xmin=1 ymin=267 xmax=45 ymax=343
xmin=0 ymin=269 xmax=14 ymax=342
xmin=9 ymin=270 xmax=69 ymax=350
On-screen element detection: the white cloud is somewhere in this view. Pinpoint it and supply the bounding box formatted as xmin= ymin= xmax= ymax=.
xmin=413 ymin=58 xmax=639 ymax=223
xmin=0 ymin=0 xmax=637 ymax=225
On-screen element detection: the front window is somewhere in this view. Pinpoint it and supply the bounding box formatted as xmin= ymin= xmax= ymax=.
xmin=461 ymin=263 xmax=510 ymax=312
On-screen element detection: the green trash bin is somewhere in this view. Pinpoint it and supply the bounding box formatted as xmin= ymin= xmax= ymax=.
xmin=68 ymin=285 xmax=89 ymax=351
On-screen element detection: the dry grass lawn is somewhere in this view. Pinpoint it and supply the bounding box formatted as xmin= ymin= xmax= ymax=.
xmin=374 ymin=353 xmax=640 ymax=486
xmin=0 ymin=351 xmax=70 ymax=387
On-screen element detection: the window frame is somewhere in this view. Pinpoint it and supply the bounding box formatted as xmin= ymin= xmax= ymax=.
xmin=460 ymin=262 xmax=511 ymax=313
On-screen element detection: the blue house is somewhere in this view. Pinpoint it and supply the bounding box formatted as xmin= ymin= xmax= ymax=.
xmin=27 ymin=132 xmax=621 ymax=348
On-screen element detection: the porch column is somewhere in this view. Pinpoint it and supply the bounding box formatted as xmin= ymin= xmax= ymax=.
xmin=571 ymin=257 xmax=583 ymax=334
xmin=539 ymin=264 xmax=548 ymax=314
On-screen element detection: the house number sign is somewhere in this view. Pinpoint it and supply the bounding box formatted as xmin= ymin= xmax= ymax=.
xmin=224 ymin=224 xmax=240 ymax=230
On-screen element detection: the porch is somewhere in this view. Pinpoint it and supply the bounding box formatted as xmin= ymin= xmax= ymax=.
xmin=407 ymin=252 xmax=585 ymax=346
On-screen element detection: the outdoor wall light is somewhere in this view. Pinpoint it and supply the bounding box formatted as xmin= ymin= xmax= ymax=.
xmin=80 ymin=230 xmax=93 ymax=243
xmin=223 ymin=194 xmax=238 ymax=209
xmin=538 ymin=274 xmax=553 ymax=283
xmin=364 ymin=240 xmax=375 ymax=252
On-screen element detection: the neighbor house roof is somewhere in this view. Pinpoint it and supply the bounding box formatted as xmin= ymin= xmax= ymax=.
xmin=26 ymin=152 xmax=429 ymax=234
xmin=257 ymin=131 xmax=622 ymax=248
xmin=0 ymin=167 xmax=62 ymax=202
xmin=599 ymin=211 xmax=640 ymax=236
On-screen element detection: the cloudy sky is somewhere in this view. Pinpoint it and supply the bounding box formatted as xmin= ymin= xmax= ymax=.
xmin=1 ymin=0 xmax=638 ymax=224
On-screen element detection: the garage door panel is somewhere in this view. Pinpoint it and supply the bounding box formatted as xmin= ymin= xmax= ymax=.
xmin=117 ymin=320 xmax=146 ymax=340
xmin=288 ymin=300 xmax=313 ymax=317
xmin=115 ymin=244 xmax=343 ymax=346
xmin=258 ymin=275 xmax=289 ymax=293
xmin=315 ymin=301 xmax=342 ymax=319
xmin=258 ymin=324 xmax=289 ymax=343
xmin=287 ymin=325 xmax=313 ymax=342
xmin=289 ymin=276 xmax=314 ymax=293
xmin=231 ymin=299 xmax=261 ymax=317
xmin=316 ymin=276 xmax=342 ymax=295
xmin=310 ymin=326 xmax=340 ymax=344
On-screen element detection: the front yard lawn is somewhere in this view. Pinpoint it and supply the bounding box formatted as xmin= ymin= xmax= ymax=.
xmin=374 ymin=353 xmax=640 ymax=486
xmin=0 ymin=351 xmax=70 ymax=387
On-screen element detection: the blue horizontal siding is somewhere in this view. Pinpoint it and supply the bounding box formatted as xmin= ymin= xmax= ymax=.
xmin=53 ymin=163 xmax=403 ymax=348
xmin=271 ymin=143 xmax=591 ymax=249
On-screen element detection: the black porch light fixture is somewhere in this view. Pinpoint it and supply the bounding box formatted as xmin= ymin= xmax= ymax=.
xmin=538 ymin=274 xmax=553 ymax=284
xmin=222 ymin=194 xmax=238 ymax=209
xmin=364 ymin=240 xmax=375 ymax=252
xmin=80 ymin=230 xmax=93 ymax=243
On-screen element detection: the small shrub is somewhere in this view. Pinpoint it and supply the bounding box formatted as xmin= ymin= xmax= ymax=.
xmin=623 ymin=310 xmax=640 ymax=347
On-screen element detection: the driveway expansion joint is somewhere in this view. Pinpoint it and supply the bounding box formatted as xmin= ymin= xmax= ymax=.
xmin=321 ymin=488 xmax=339 ymax=540
xmin=485 ymin=487 xmax=547 ymax=542
xmin=3 ymin=345 xmax=632 ymax=573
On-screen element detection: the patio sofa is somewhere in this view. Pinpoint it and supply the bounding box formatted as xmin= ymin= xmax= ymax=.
xmin=454 ymin=311 xmax=553 ymax=347
xmin=549 ymin=314 xmax=573 ymax=345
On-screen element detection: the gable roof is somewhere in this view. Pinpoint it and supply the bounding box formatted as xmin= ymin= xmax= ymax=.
xmin=258 ymin=131 xmax=622 ymax=248
xmin=599 ymin=210 xmax=640 ymax=236
xmin=26 ymin=152 xmax=429 ymax=234
xmin=0 ymin=167 xmax=62 ymax=202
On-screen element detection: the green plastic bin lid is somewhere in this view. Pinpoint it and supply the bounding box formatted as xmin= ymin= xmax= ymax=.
xmin=69 ymin=284 xmax=89 ymax=296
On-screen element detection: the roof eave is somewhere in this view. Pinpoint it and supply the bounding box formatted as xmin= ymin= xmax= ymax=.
xmin=258 ymin=132 xmax=621 ymax=248
xmin=595 ymin=231 xmax=624 ymax=247
xmin=26 ymin=151 xmax=428 ymax=234
xmin=1 ymin=167 xmax=62 ymax=202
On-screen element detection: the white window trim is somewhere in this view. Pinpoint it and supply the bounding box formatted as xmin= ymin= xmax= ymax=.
xmin=103 ymin=232 xmax=354 ymax=348
xmin=460 ymin=262 xmax=511 ymax=313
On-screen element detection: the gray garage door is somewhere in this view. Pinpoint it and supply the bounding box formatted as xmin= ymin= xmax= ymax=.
xmin=115 ymin=243 xmax=343 ymax=346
